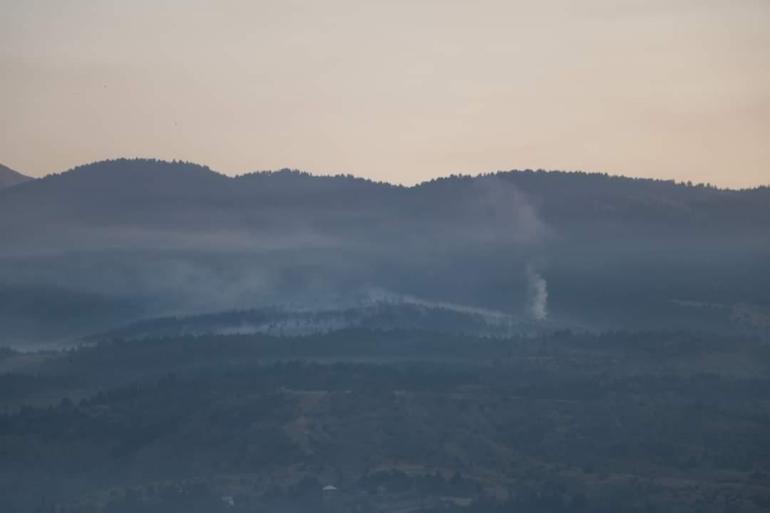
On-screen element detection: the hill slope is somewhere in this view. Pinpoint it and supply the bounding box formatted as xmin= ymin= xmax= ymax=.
xmin=0 ymin=163 xmax=32 ymax=190
xmin=0 ymin=158 xmax=768 ymax=346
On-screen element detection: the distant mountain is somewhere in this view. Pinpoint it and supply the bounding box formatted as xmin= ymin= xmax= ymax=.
xmin=1 ymin=158 xmax=767 ymax=253
xmin=0 ymin=158 xmax=768 ymax=347
xmin=0 ymin=163 xmax=32 ymax=190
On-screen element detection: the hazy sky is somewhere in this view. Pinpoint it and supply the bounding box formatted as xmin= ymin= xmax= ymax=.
xmin=1 ymin=0 xmax=768 ymax=187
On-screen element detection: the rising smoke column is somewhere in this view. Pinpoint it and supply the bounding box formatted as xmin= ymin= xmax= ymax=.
xmin=526 ymin=265 xmax=548 ymax=321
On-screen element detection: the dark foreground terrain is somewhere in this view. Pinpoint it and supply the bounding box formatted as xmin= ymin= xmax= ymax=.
xmin=2 ymin=328 xmax=769 ymax=513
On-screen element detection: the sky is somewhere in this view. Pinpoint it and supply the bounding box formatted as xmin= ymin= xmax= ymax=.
xmin=1 ymin=0 xmax=768 ymax=188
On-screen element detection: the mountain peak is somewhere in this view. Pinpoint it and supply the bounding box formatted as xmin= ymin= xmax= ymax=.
xmin=26 ymin=158 xmax=230 ymax=195
xmin=56 ymin=158 xmax=221 ymax=178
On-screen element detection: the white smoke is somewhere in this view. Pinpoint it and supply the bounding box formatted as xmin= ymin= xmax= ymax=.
xmin=527 ymin=265 xmax=548 ymax=321
xmin=470 ymin=176 xmax=549 ymax=246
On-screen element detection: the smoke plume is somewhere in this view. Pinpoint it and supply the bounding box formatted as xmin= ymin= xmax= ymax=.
xmin=527 ymin=265 xmax=548 ymax=321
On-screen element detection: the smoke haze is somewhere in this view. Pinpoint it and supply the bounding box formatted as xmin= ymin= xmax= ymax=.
xmin=527 ymin=265 xmax=549 ymax=321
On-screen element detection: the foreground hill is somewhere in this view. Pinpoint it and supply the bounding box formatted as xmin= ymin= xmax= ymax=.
xmin=1 ymin=329 xmax=768 ymax=512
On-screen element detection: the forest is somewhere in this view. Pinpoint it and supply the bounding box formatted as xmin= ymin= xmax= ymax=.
xmin=1 ymin=328 xmax=768 ymax=512
xmin=1 ymin=161 xmax=769 ymax=511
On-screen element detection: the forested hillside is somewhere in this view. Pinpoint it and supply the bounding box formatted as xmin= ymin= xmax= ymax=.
xmin=1 ymin=329 xmax=768 ymax=512
xmin=1 ymin=159 xmax=768 ymax=348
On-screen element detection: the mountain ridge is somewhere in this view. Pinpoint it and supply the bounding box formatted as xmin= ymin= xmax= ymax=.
xmin=0 ymin=157 xmax=767 ymax=259
xmin=9 ymin=157 xmax=770 ymax=191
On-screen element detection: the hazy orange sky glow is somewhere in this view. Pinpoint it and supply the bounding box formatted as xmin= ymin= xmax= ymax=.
xmin=1 ymin=0 xmax=768 ymax=187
